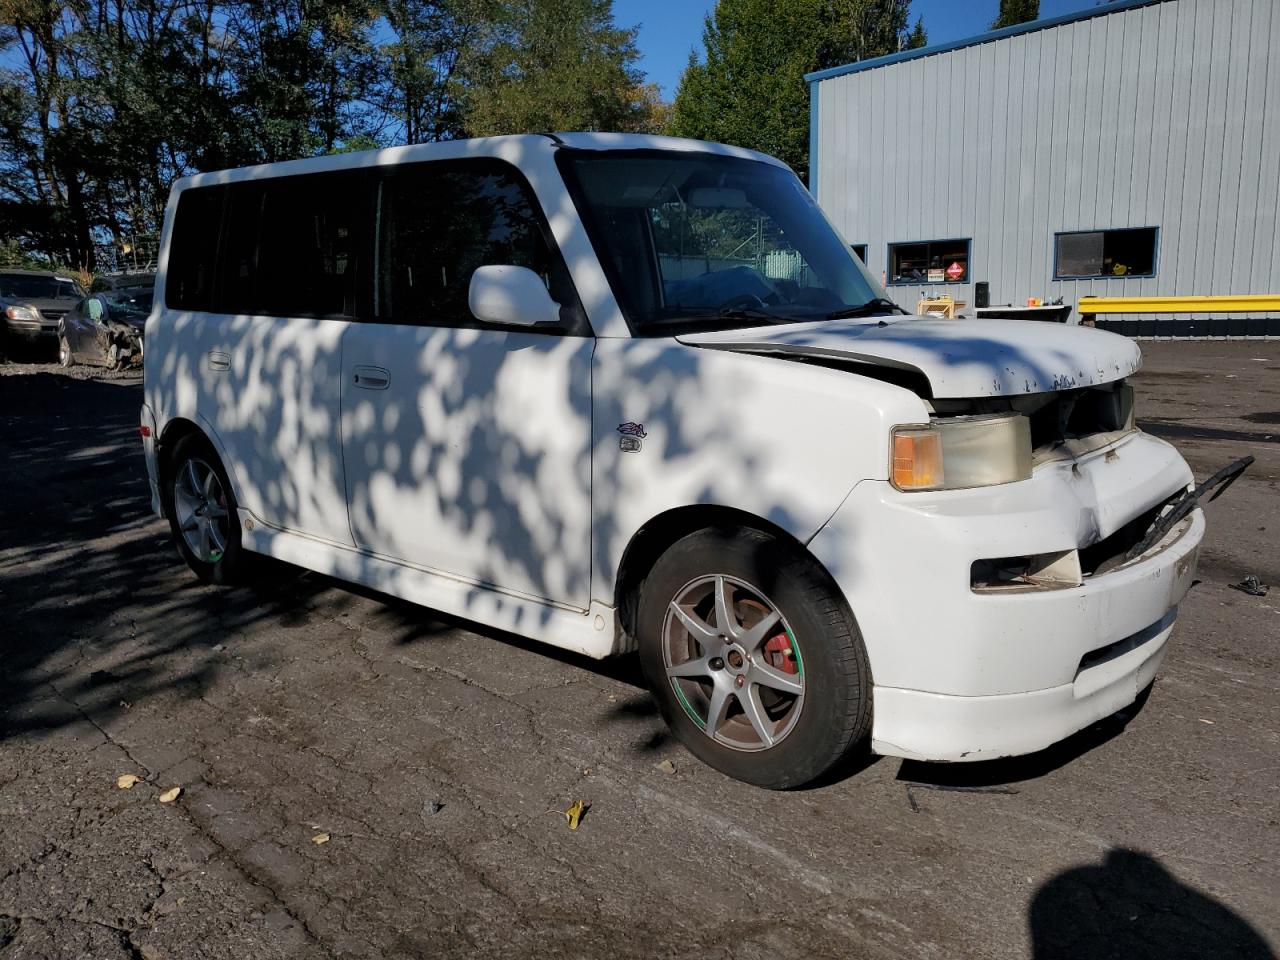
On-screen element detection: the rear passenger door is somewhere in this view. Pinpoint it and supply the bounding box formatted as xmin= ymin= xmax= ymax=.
xmin=164 ymin=172 xmax=360 ymax=546
xmin=339 ymin=159 xmax=594 ymax=610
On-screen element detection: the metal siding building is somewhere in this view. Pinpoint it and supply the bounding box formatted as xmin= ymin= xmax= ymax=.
xmin=808 ymin=0 xmax=1280 ymax=336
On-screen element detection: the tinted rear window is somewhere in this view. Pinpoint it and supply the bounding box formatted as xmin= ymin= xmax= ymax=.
xmin=165 ymin=172 xmax=358 ymax=317
xmin=165 ymin=187 xmax=223 ymax=310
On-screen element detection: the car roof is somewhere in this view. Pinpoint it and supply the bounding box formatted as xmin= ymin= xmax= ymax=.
xmin=173 ymin=133 xmax=791 ymax=193
xmin=0 ymin=268 xmax=63 ymax=277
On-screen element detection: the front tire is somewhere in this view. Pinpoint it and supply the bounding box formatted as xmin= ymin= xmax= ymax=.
xmin=162 ymin=433 xmax=247 ymax=584
xmin=637 ymin=526 xmax=872 ymax=789
xmin=58 ymin=336 xmax=74 ymax=368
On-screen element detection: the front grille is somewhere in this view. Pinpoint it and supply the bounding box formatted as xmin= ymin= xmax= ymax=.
xmin=1029 ymin=382 xmax=1134 ymax=452
xmin=40 ymin=309 xmax=66 ymax=321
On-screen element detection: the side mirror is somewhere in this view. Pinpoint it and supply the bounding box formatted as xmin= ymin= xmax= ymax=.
xmin=468 ymin=265 xmax=561 ymax=327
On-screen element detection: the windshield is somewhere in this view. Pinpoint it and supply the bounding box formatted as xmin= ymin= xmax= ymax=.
xmin=102 ymin=288 xmax=153 ymax=320
xmin=558 ymin=151 xmax=888 ymax=335
xmin=0 ymin=274 xmax=84 ymax=301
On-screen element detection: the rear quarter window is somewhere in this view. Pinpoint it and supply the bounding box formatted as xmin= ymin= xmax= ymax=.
xmin=165 ymin=187 xmax=224 ymax=310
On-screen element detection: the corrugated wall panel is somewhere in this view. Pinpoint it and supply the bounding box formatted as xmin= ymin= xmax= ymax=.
xmin=814 ymin=0 xmax=1280 ymax=335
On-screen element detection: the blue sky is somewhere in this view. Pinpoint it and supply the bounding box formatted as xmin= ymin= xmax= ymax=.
xmin=613 ymin=0 xmax=1102 ymax=98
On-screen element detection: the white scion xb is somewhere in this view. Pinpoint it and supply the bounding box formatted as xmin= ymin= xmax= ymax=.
xmin=143 ymin=133 xmax=1205 ymax=788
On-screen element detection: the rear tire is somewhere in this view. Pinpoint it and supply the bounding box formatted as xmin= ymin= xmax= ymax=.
xmin=58 ymin=336 xmax=74 ymax=368
xmin=636 ymin=526 xmax=872 ymax=789
xmin=162 ymin=433 xmax=248 ymax=585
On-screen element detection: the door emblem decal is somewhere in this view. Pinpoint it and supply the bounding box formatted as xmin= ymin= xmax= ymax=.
xmin=617 ymin=421 xmax=646 ymax=452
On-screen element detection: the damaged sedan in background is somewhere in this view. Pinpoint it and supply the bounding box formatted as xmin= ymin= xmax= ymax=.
xmin=59 ymin=287 xmax=150 ymax=370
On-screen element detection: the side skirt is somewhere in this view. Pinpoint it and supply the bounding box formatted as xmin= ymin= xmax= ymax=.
xmin=237 ymin=509 xmax=624 ymax=659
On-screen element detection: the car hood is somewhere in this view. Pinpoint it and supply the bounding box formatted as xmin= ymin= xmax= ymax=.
xmin=676 ymin=316 xmax=1142 ymax=399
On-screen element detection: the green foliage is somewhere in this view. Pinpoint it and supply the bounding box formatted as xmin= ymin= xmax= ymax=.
xmin=669 ymin=0 xmax=920 ymax=182
xmin=463 ymin=0 xmax=658 ymax=135
xmin=0 ymin=237 xmax=58 ymax=269
xmin=992 ymin=0 xmax=1039 ymax=30
xmin=906 ymin=16 xmax=928 ymax=50
xmin=0 ymin=0 xmax=662 ymax=268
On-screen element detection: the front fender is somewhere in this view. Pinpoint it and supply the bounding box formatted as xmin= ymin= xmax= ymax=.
xmin=590 ymin=337 xmax=929 ymax=603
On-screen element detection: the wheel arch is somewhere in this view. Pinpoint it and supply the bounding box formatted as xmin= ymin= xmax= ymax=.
xmin=155 ymin=417 xmax=243 ymax=519
xmin=613 ymin=504 xmax=848 ymax=643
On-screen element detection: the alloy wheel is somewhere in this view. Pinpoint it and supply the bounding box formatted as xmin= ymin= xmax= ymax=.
xmin=662 ymin=574 xmax=805 ymax=751
xmin=173 ymin=457 xmax=230 ymax=564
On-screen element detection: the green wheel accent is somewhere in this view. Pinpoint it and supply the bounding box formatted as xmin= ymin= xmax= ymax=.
xmin=672 ymin=681 xmax=706 ymax=729
xmin=787 ymin=627 xmax=805 ymax=678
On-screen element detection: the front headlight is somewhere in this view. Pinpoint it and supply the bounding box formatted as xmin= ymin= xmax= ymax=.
xmin=4 ymin=305 xmax=40 ymax=322
xmin=891 ymin=414 xmax=1032 ymax=491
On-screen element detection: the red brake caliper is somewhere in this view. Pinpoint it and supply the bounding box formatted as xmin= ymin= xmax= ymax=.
xmin=763 ymin=633 xmax=798 ymax=674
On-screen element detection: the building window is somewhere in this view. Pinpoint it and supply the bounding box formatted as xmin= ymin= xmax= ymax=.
xmin=888 ymin=239 xmax=970 ymax=285
xmin=850 ymin=244 xmax=867 ymax=263
xmin=1054 ymin=227 xmax=1158 ymax=279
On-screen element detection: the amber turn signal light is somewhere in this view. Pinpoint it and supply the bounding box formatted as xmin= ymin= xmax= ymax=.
xmin=892 ymin=430 xmax=943 ymax=490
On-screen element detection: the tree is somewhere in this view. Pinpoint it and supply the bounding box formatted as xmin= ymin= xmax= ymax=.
xmin=0 ymin=0 xmax=670 ymax=268
xmin=463 ymin=0 xmax=658 ymax=136
xmin=992 ymin=0 xmax=1039 ymax=29
xmin=670 ymin=0 xmax=923 ymax=182
xmin=373 ymin=0 xmax=494 ymax=144
xmin=905 ymin=15 xmax=927 ymax=49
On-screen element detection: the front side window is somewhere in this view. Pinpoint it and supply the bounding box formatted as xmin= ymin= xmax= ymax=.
xmin=375 ymin=159 xmax=583 ymax=332
xmin=559 ymin=150 xmax=885 ymax=335
xmin=1055 ymin=228 xmax=1158 ymax=279
xmin=888 ymin=239 xmax=970 ymax=285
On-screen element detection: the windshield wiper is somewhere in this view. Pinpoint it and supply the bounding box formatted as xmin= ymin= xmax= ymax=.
xmin=715 ymin=305 xmax=791 ymax=324
xmin=825 ymin=298 xmax=908 ymax=320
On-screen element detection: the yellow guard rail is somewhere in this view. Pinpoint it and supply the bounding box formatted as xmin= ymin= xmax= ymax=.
xmin=1077 ymin=295 xmax=1280 ymax=315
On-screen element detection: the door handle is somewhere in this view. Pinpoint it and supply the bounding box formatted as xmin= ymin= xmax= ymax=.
xmin=352 ymin=365 xmax=390 ymax=390
xmin=207 ymin=350 xmax=230 ymax=371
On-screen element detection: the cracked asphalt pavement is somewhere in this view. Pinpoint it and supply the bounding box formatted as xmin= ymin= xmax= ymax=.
xmin=1 ymin=342 xmax=1278 ymax=959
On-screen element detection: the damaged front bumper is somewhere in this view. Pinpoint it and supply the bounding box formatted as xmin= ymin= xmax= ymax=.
xmin=809 ymin=429 xmax=1206 ymax=763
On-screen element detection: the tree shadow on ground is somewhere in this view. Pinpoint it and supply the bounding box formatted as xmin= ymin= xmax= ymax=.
xmin=0 ymin=369 xmax=653 ymax=748
xmin=1030 ymin=849 xmax=1277 ymax=959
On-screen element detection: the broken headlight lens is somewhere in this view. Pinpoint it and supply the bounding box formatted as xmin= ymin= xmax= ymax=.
xmin=892 ymin=414 xmax=1032 ymax=491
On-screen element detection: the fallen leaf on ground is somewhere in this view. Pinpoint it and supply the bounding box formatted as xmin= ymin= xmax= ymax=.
xmin=564 ymin=799 xmax=588 ymax=830
xmin=657 ymin=759 xmax=676 ymax=775
xmin=158 ymin=787 xmax=182 ymax=803
xmin=1198 ymin=718 xmax=1215 ymax=725
xmin=116 ymin=774 xmax=142 ymax=790
xmin=311 ymin=833 xmax=331 ymax=845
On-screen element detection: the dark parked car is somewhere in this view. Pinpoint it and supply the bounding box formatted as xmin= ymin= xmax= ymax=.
xmin=58 ymin=287 xmax=151 ymax=369
xmin=1 ymin=269 xmax=86 ymax=358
